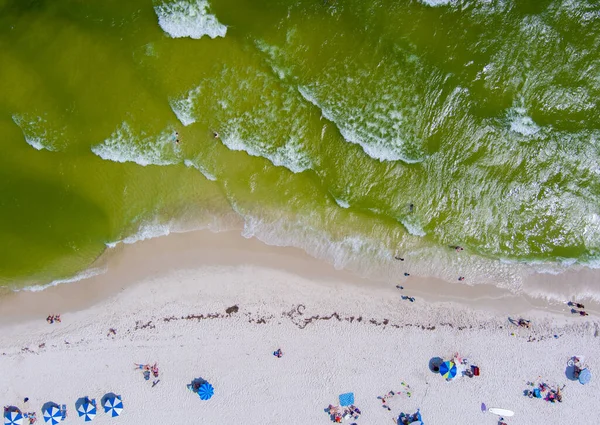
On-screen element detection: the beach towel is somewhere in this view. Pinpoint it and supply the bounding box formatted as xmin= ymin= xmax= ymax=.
xmin=339 ymin=393 xmax=355 ymax=406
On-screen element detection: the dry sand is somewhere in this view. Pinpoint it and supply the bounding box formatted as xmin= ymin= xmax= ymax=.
xmin=1 ymin=230 xmax=599 ymax=424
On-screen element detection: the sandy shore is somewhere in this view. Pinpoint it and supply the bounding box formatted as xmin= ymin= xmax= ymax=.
xmin=1 ymin=231 xmax=599 ymax=424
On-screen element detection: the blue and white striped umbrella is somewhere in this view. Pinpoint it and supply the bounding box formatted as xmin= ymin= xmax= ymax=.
xmin=103 ymin=396 xmax=123 ymax=417
xmin=43 ymin=406 xmax=63 ymax=425
xmin=4 ymin=410 xmax=23 ymax=425
xmin=77 ymin=400 xmax=96 ymax=422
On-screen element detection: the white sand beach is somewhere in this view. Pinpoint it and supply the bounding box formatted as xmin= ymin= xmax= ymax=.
xmin=1 ymin=231 xmax=599 ymax=424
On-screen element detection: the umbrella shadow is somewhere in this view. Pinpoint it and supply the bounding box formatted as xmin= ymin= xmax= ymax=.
xmin=428 ymin=357 xmax=443 ymax=373
xmin=4 ymin=406 xmax=21 ymax=414
xmin=75 ymin=397 xmax=95 ymax=412
xmin=41 ymin=402 xmax=59 ymax=414
xmin=189 ymin=377 xmax=208 ymax=392
xmin=101 ymin=393 xmax=119 ymax=408
xmin=565 ymin=365 xmax=578 ymax=381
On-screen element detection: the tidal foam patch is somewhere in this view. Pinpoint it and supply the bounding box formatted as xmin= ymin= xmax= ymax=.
xmin=12 ymin=114 xmax=60 ymax=152
xmin=170 ymin=86 xmax=201 ymax=126
xmin=155 ymin=0 xmax=227 ymax=39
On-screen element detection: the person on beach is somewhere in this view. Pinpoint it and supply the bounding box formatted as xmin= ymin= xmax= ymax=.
xmin=394 ymin=256 xmax=404 ymax=261
xmin=396 ymin=285 xmax=404 ymax=290
xmin=409 ymin=203 xmax=414 ymax=212
xmin=273 ymin=348 xmax=283 ymax=358
xmin=212 ymin=130 xmax=219 ymax=139
xmin=152 ymin=363 xmax=159 ymax=377
xmin=404 ymin=272 xmax=410 ymax=276
xmin=579 ymin=311 xmax=589 ymax=316
xmin=458 ymin=276 xmax=465 ymax=281
xmin=518 ymin=319 xmax=531 ymax=328
xmin=46 ymin=315 xmax=53 ymax=324
xmin=54 ymin=314 xmax=61 ymax=323
xmin=454 ymin=246 xmax=464 ymax=252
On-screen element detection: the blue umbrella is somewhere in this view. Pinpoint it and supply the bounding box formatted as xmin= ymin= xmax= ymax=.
xmin=197 ymin=383 xmax=214 ymax=400
xmin=77 ymin=400 xmax=97 ymax=422
xmin=103 ymin=396 xmax=123 ymax=417
xmin=579 ymin=368 xmax=592 ymax=385
xmin=439 ymin=361 xmax=457 ymax=380
xmin=43 ymin=406 xmax=62 ymax=425
xmin=4 ymin=409 xmax=23 ymax=425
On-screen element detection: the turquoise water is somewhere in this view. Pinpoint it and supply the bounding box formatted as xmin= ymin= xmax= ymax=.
xmin=1 ymin=0 xmax=599 ymax=293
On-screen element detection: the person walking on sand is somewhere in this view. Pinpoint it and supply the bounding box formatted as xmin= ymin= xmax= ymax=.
xmin=404 ymin=272 xmax=410 ymax=276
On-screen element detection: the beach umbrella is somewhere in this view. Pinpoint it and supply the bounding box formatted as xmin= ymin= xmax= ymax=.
xmin=103 ymin=396 xmax=123 ymax=417
xmin=77 ymin=400 xmax=97 ymax=422
xmin=439 ymin=361 xmax=457 ymax=380
xmin=197 ymin=383 xmax=214 ymax=400
xmin=579 ymin=368 xmax=592 ymax=385
xmin=4 ymin=409 xmax=23 ymax=425
xmin=43 ymin=406 xmax=63 ymax=425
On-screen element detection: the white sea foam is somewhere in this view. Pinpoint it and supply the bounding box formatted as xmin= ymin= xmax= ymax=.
xmin=184 ymin=159 xmax=217 ymax=181
xmin=220 ymin=128 xmax=312 ymax=173
xmin=107 ymin=221 xmax=175 ymax=247
xmin=400 ymin=217 xmax=427 ymax=237
xmin=12 ymin=114 xmax=59 ymax=152
xmin=418 ymin=0 xmax=453 ymax=6
xmin=508 ymin=104 xmax=540 ymax=136
xmin=19 ymin=267 xmax=106 ymax=292
xmin=155 ymin=0 xmax=227 ymax=39
xmin=170 ymin=86 xmax=201 ymax=126
xmin=92 ymin=122 xmax=180 ymax=167
xmin=334 ymin=198 xmax=350 ymax=209
xmin=297 ymin=86 xmax=424 ymax=163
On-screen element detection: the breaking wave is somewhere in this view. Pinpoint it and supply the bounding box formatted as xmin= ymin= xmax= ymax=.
xmin=91 ymin=122 xmax=182 ymax=167
xmin=154 ymin=0 xmax=227 ymax=39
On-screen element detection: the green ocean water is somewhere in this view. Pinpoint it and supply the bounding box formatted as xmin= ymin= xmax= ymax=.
xmin=1 ymin=0 xmax=599 ymax=292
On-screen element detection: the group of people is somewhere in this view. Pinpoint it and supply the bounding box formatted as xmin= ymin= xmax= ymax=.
xmin=45 ymin=314 xmax=61 ymax=324
xmin=134 ymin=363 xmax=160 ymax=387
xmin=398 ymin=409 xmax=421 ymax=425
xmin=377 ymin=384 xmax=412 ymax=411
xmin=525 ymin=380 xmax=564 ymax=403
xmin=568 ymin=301 xmax=589 ymax=316
xmin=325 ymin=404 xmax=361 ymax=423
xmin=4 ymin=407 xmax=36 ymax=424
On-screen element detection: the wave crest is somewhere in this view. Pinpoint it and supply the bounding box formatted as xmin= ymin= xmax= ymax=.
xmin=155 ymin=0 xmax=227 ymax=39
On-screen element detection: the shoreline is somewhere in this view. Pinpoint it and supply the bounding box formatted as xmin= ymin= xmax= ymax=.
xmin=1 ymin=232 xmax=598 ymax=425
xmin=1 ymin=228 xmax=598 ymax=326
